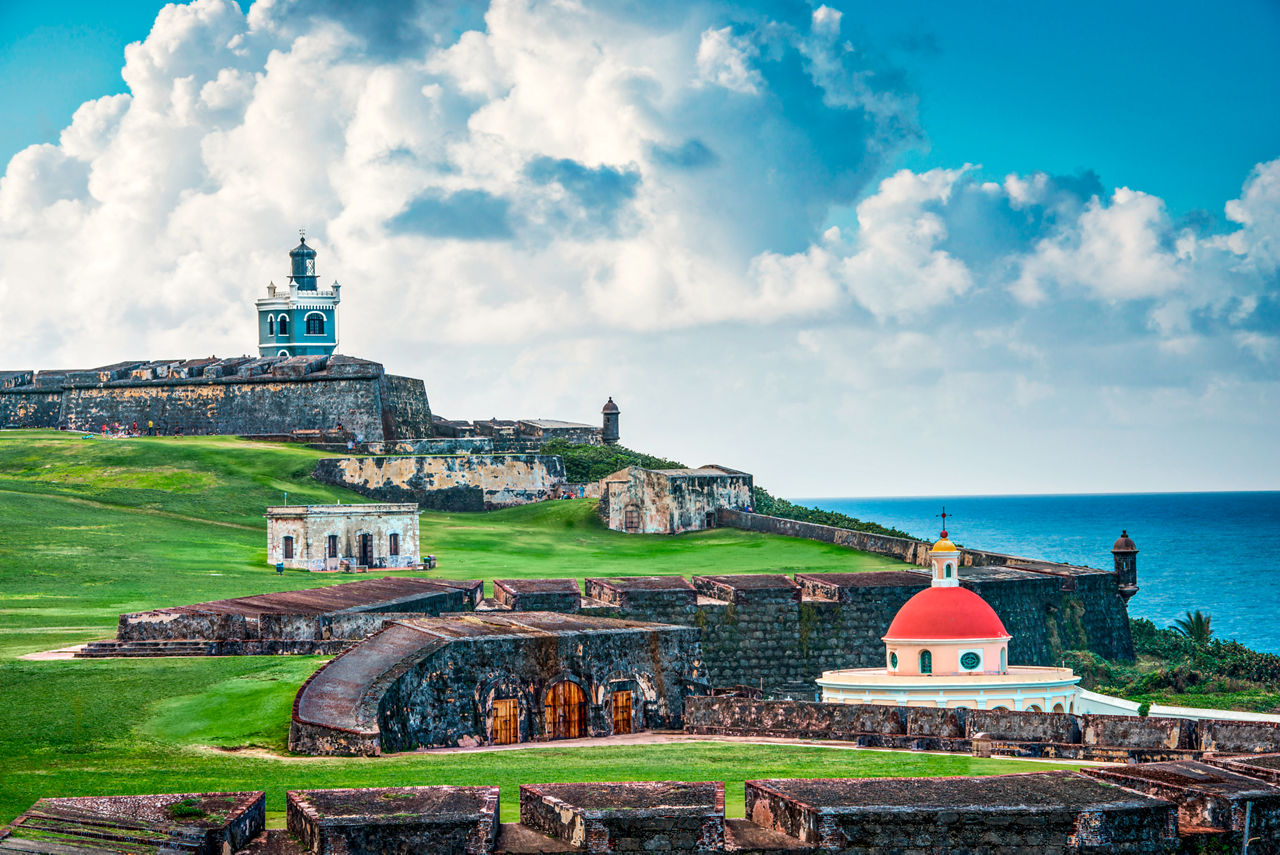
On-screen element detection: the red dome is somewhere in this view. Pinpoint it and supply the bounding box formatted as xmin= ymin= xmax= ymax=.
xmin=883 ymin=586 xmax=1011 ymax=641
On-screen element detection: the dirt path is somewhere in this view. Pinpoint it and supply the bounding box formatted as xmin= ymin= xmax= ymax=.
xmin=196 ymin=732 xmax=1098 ymax=766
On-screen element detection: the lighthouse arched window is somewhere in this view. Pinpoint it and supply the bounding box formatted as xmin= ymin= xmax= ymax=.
xmin=268 ymin=316 xmax=275 ymax=336
xmin=305 ymin=312 xmax=325 ymax=336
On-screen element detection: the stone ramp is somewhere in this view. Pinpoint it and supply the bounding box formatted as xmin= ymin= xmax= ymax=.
xmin=133 ymin=577 xmax=473 ymax=617
xmin=0 ymin=793 xmax=264 ymax=855
xmin=288 ymin=622 xmax=447 ymax=755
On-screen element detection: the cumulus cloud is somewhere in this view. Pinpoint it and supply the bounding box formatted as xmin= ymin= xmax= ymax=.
xmin=0 ymin=0 xmax=1277 ymax=494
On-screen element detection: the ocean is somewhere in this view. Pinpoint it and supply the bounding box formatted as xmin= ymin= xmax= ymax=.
xmin=794 ymin=492 xmax=1280 ymax=655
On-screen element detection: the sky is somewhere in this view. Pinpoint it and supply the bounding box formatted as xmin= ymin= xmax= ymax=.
xmin=0 ymin=0 xmax=1277 ymax=497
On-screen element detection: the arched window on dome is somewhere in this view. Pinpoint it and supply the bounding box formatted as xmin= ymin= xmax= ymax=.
xmin=944 ymin=563 xmax=953 ymax=578
xmin=268 ymin=316 xmax=275 ymax=336
xmin=889 ymin=651 xmax=898 ymax=670
xmin=1000 ymin=648 xmax=1006 ymax=672
xmin=919 ymin=649 xmax=932 ymax=675
xmin=305 ymin=312 xmax=325 ymax=335
xmin=278 ymin=314 xmax=290 ymax=336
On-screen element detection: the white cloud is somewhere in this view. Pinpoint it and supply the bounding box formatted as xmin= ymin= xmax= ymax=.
xmin=695 ymin=26 xmax=762 ymax=95
xmin=1013 ymin=187 xmax=1187 ymax=303
xmin=0 ymin=0 xmax=1277 ymax=495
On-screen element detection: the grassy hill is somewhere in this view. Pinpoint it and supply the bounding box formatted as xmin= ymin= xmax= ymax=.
xmin=0 ymin=430 xmax=1077 ymax=824
xmin=0 ymin=430 xmax=908 ymax=658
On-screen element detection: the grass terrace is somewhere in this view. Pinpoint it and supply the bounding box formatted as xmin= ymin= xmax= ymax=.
xmin=0 ymin=430 xmax=1045 ymax=825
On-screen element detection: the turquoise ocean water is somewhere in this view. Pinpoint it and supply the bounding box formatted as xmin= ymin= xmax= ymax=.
xmin=795 ymin=492 xmax=1280 ymax=655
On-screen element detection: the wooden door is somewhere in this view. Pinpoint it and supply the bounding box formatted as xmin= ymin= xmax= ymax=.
xmin=544 ymin=681 xmax=586 ymax=740
xmin=359 ymin=533 xmax=373 ymax=566
xmin=491 ymin=698 xmax=519 ymax=745
xmin=611 ymin=690 xmax=633 ymax=735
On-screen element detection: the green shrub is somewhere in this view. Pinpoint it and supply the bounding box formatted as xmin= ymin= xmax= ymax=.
xmin=169 ymin=798 xmax=206 ymax=819
xmin=1137 ymin=702 xmax=1151 ymax=717
xmin=750 ymin=487 xmax=916 ymax=540
xmin=539 ymin=440 xmax=686 ymax=484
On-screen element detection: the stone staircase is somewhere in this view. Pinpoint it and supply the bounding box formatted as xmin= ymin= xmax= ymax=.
xmin=2 ymin=808 xmax=207 ymax=855
xmin=74 ymin=640 xmax=216 ymax=658
xmin=0 ymin=793 xmax=264 ymax=855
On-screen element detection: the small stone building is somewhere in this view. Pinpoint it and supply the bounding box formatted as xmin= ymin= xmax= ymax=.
xmin=265 ymin=503 xmax=420 ymax=570
xmin=289 ymin=612 xmax=701 ymax=755
xmin=599 ymin=465 xmax=752 ymax=534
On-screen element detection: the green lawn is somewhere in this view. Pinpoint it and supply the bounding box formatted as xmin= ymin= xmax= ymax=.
xmin=0 ymin=430 xmax=1074 ymax=825
xmin=0 ymin=654 xmax=1079 ymax=824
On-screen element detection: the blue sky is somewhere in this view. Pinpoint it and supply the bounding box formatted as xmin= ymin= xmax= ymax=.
xmin=0 ymin=0 xmax=1276 ymax=495
xmin=4 ymin=1 xmax=1277 ymax=217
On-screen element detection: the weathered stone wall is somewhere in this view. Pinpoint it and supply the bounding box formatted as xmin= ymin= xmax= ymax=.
xmin=286 ymin=787 xmax=499 ymax=855
xmin=519 ymin=782 xmax=725 ymax=854
xmin=378 ymin=374 xmax=433 ymax=440
xmin=0 ymin=355 xmax=432 ymax=440
xmin=602 ymin=469 xmax=753 ymax=534
xmin=0 ymin=388 xmax=62 ymax=427
xmin=683 ymin=696 xmax=1280 ymax=762
xmin=118 ymin=600 xmax=473 ymax=645
xmin=744 ymin=776 xmax=1180 ymax=854
xmin=374 ymin=624 xmax=699 ymax=752
xmin=62 ymin=378 xmax=387 ymax=437
xmin=313 ymin=454 xmax=566 ymax=511
xmin=571 ymin=570 xmax=1129 ymax=693
xmin=720 ymin=511 xmax=1137 ymax=664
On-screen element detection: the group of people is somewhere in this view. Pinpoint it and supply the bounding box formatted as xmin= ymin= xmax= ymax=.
xmin=92 ymin=420 xmax=180 ymax=438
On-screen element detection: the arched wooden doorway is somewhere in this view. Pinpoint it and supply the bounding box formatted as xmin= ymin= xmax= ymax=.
xmin=544 ymin=681 xmax=587 ymax=740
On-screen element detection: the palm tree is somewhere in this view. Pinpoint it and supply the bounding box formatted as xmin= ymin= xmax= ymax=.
xmin=1172 ymin=610 xmax=1213 ymax=644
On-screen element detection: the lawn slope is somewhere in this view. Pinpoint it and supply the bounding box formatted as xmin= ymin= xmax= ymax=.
xmin=0 ymin=430 xmax=1048 ymax=826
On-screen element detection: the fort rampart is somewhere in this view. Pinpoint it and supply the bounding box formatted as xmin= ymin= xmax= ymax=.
xmin=683 ymin=696 xmax=1280 ymax=762
xmin=0 ymin=355 xmax=431 ymax=441
xmin=14 ymin=765 xmax=1280 ymax=853
xmin=311 ymin=453 xmax=567 ymax=511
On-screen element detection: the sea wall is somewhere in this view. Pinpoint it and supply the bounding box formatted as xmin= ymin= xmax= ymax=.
xmin=571 ymin=569 xmax=1130 ymax=693
xmin=312 ymin=454 xmax=566 ymax=511
xmin=718 ymin=511 xmax=1136 ymax=664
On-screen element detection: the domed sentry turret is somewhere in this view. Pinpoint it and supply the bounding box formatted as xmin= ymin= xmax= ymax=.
xmin=601 ymin=397 xmax=620 ymax=444
xmin=289 ymin=237 xmax=319 ymax=291
xmin=1111 ymin=530 xmax=1139 ymax=601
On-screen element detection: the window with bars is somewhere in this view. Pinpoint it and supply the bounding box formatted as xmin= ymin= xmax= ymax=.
xmin=623 ymin=505 xmax=640 ymax=533
xmin=305 ymin=313 xmax=325 ymax=335
xmin=327 ymin=534 xmax=338 ymax=558
xmin=282 ymin=536 xmax=294 ymax=560
xmin=389 ymin=533 xmax=399 ymax=556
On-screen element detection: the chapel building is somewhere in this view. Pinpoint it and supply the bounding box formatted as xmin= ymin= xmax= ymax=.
xmin=817 ymin=526 xmax=1082 ymax=712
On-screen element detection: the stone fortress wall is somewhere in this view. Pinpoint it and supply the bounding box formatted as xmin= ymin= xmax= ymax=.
xmin=0 ymin=355 xmax=431 ymax=441
xmin=85 ymin=563 xmax=1134 ymax=694
xmin=12 ymin=759 xmax=1280 ymax=854
xmin=562 ymin=566 xmax=1132 ymax=695
xmin=312 ymin=453 xmax=568 ymax=511
xmin=683 ymin=695 xmax=1280 ymax=762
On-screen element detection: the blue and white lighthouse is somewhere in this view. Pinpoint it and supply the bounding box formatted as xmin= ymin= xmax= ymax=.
xmin=256 ymin=235 xmax=341 ymax=357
